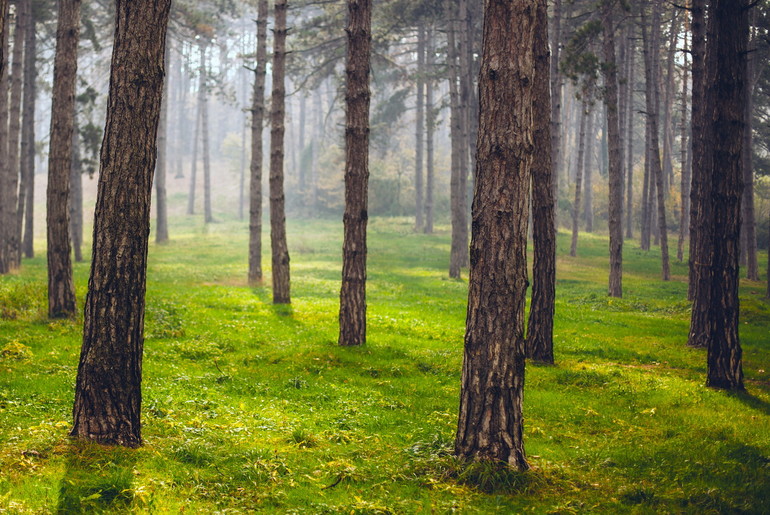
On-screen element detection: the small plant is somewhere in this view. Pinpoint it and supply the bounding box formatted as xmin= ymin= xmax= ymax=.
xmin=289 ymin=428 xmax=318 ymax=448
xmin=0 ymin=340 xmax=32 ymax=361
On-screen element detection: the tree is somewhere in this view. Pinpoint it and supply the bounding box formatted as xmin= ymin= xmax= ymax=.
xmin=701 ymin=0 xmax=747 ymax=390
xmin=270 ymin=0 xmax=291 ymax=304
xmin=339 ymin=0 xmax=372 ymax=347
xmin=5 ymin=0 xmax=25 ymax=270
xmin=71 ymin=0 xmax=172 ymax=447
xmin=570 ymin=96 xmax=590 ymax=258
xmin=423 ymin=25 xmax=435 ymax=235
xmin=526 ymin=0 xmax=556 ymax=365
xmin=0 ymin=1 xmax=6 ymax=79
xmin=248 ymin=0 xmax=268 ymax=286
xmin=602 ymin=0 xmax=623 ymax=298
xmin=414 ymin=24 xmax=425 ymax=232
xmin=455 ymin=0 xmax=535 ymax=471
xmin=46 ymin=0 xmax=80 ymax=318
xmin=20 ymin=0 xmax=36 ymax=260
xmin=155 ymin=46 xmax=170 ymax=244
xmin=0 ymin=0 xmax=9 ymax=274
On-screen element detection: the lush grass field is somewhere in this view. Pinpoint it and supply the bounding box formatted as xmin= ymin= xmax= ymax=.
xmin=1 ymin=215 xmax=769 ymax=513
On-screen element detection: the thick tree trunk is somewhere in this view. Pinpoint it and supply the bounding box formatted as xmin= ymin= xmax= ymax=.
xmin=248 ymin=0 xmax=268 ymax=286
xmin=270 ymin=0 xmax=291 ymax=304
xmin=424 ymin=26 xmax=435 ymax=235
xmin=200 ymin=42 xmax=213 ymax=224
xmin=677 ymin=27 xmax=690 ymax=263
xmin=446 ymin=0 xmax=463 ymax=279
xmin=6 ymin=1 xmax=25 ymax=269
xmin=155 ymin=45 xmax=169 ymax=243
xmin=19 ymin=0 xmax=35 ymax=260
xmin=625 ymin=28 xmax=635 ymax=240
xmin=584 ymin=109 xmax=595 ymax=233
xmin=570 ymin=99 xmax=589 ymax=258
xmin=603 ymin=1 xmax=624 ymax=298
xmin=46 ymin=0 xmax=79 ymax=318
xmin=0 ymin=3 xmax=9 ymax=274
xmin=414 ymin=24 xmax=425 ymax=232
xmin=71 ymin=0 xmax=171 ymax=447
xmin=455 ymin=0 xmax=534 ymax=471
xmin=526 ymin=0 xmax=556 ymax=365
xmin=703 ymin=0 xmax=746 ymax=391
xmin=339 ymin=0 xmax=372 ymax=347
xmin=69 ymin=118 xmax=83 ymax=263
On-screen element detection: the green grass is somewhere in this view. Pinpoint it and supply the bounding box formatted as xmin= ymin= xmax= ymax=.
xmin=1 ymin=214 xmax=769 ymax=513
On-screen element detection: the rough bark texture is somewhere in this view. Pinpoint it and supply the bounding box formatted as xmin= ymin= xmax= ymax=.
xmin=71 ymin=0 xmax=171 ymax=447
xmin=339 ymin=0 xmax=372 ymax=347
xmin=526 ymin=0 xmax=556 ymax=365
xmin=446 ymin=0 xmax=463 ymax=279
xmin=69 ymin=119 xmax=83 ymax=263
xmin=414 ymin=24 xmax=425 ymax=232
xmin=46 ymin=0 xmax=79 ymax=318
xmin=248 ymin=0 xmax=268 ymax=286
xmin=155 ymin=45 xmax=169 ymax=243
xmin=6 ymin=1 xmax=25 ymax=269
xmin=603 ymin=1 xmax=623 ymax=298
xmin=702 ymin=0 xmax=746 ymax=391
xmin=570 ymin=99 xmax=588 ymax=258
xmin=424 ymin=25 xmax=435 ymax=235
xmin=455 ymin=0 xmax=534 ymax=471
xmin=269 ymin=0 xmax=291 ymax=304
xmin=20 ymin=0 xmax=35 ymax=260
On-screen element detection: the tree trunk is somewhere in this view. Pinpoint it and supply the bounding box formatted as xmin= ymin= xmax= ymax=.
xmin=187 ymin=70 xmax=201 ymax=215
xmin=584 ymin=108 xmax=595 ymax=233
xmin=677 ymin=26 xmax=690 ymax=263
xmin=6 ymin=0 xmax=25 ymax=269
xmin=0 ymin=0 xmax=6 ymax=78
xmin=703 ymin=0 xmax=746 ymax=391
xmin=424 ymin=25 xmax=435 ymax=235
xmin=414 ymin=24 xmax=425 ymax=232
xmin=625 ymin=28 xmax=635 ymax=240
xmin=155 ymin=45 xmax=169 ymax=243
xmin=46 ymin=0 xmax=79 ymax=318
xmin=0 ymin=3 xmax=9 ymax=274
xmin=526 ymin=0 xmax=556 ymax=365
xmin=550 ymin=0 xmax=563 ymax=215
xmin=446 ymin=0 xmax=463 ymax=279
xmin=741 ymin=20 xmax=758 ymax=281
xmin=69 ymin=116 xmax=83 ymax=263
xmin=339 ymin=0 xmax=372 ymax=347
xmin=570 ymin=98 xmax=589 ymax=258
xmin=661 ymin=11 xmax=679 ymax=194
xmin=71 ymin=0 xmax=171 ymax=447
xmin=455 ymin=0 xmax=534 ymax=471
xmin=457 ymin=0 xmax=471 ymax=269
xmin=270 ymin=0 xmax=290 ymax=304
xmin=19 ymin=0 xmax=35 ymax=260
xmin=603 ymin=1 xmax=624 ymax=298
xmin=201 ymin=42 xmax=213 ymax=224
xmin=175 ymin=42 xmax=187 ymax=179
xmin=248 ymin=0 xmax=268 ymax=286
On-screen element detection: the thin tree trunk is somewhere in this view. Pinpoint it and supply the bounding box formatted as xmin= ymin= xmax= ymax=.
xmin=270 ymin=0 xmax=291 ymax=304
xmin=175 ymin=42 xmax=187 ymax=179
xmin=155 ymin=45 xmax=169 ymax=243
xmin=0 ymin=0 xmax=6 ymax=78
xmin=677 ymin=25 xmax=690 ymax=263
xmin=661 ymin=11 xmax=679 ymax=195
xmin=71 ymin=0 xmax=171 ymax=447
xmin=414 ymin=24 xmax=425 ymax=232
xmin=741 ymin=19 xmax=758 ymax=281
xmin=526 ymin=0 xmax=556 ymax=365
xmin=457 ymin=0 xmax=470 ymax=268
xmin=46 ymin=0 xmax=79 ymax=318
xmin=69 ymin=116 xmax=83 ymax=263
xmin=201 ymin=41 xmax=213 ymax=224
xmin=6 ymin=1 xmax=25 ymax=269
xmin=339 ymin=0 xmax=372 ymax=347
xmin=0 ymin=3 xmax=10 ymax=274
xmin=19 ymin=0 xmax=35 ymax=260
xmin=550 ymin=0 xmax=563 ymax=216
xmin=248 ymin=0 xmax=268 ymax=286
xmin=703 ymin=0 xmax=746 ymax=391
xmin=424 ymin=25 xmax=435 ymax=235
xmin=571 ymin=98 xmax=589 ymax=257
xmin=603 ymin=1 xmax=624 ymax=298
xmin=584 ymin=108 xmax=595 ymax=233
xmin=625 ymin=28 xmax=635 ymax=239
xmin=187 ymin=68 xmax=201 ymax=215
xmin=455 ymin=0 xmax=534 ymax=470
xmin=447 ymin=0 xmax=463 ymax=279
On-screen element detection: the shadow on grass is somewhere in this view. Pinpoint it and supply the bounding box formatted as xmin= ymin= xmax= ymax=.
xmin=57 ymin=442 xmax=139 ymax=514
xmin=731 ymin=390 xmax=770 ymax=417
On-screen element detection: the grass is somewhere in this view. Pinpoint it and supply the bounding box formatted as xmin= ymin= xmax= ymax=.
xmin=1 ymin=214 xmax=769 ymax=513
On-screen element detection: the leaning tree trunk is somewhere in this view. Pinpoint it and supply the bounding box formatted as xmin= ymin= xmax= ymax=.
xmin=269 ymin=0 xmax=291 ymax=304
xmin=703 ymin=0 xmax=746 ymax=391
xmin=424 ymin=25 xmax=435 ymax=235
xmin=46 ymin=0 xmax=79 ymax=318
xmin=570 ymin=98 xmax=589 ymax=258
xmin=71 ymin=0 xmax=171 ymax=447
xmin=69 ymin=117 xmax=83 ymax=263
xmin=414 ymin=24 xmax=425 ymax=232
xmin=155 ymin=45 xmax=170 ymax=243
xmin=603 ymin=0 xmax=624 ymax=298
xmin=339 ymin=0 xmax=372 ymax=347
xmin=6 ymin=1 xmax=25 ymax=269
xmin=455 ymin=0 xmax=534 ymax=472
xmin=248 ymin=0 xmax=268 ymax=286
xmin=446 ymin=0 xmax=463 ymax=279
xmin=19 ymin=0 xmax=35 ymax=260
xmin=526 ymin=0 xmax=556 ymax=365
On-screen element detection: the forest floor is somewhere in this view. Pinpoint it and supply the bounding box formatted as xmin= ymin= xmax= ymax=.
xmin=1 ymin=216 xmax=769 ymax=514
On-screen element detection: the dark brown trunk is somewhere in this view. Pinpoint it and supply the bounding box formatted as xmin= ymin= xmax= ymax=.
xmin=447 ymin=0 xmax=463 ymax=279
xmin=46 ymin=0 xmax=79 ymax=319
xmin=19 ymin=0 xmax=35 ymax=260
xmin=456 ymin=0 xmax=534 ymax=471
xmin=71 ymin=0 xmax=171 ymax=447
xmin=270 ymin=0 xmax=290 ymax=304
xmin=526 ymin=0 xmax=556 ymax=365
xmin=248 ymin=0 xmax=268 ymax=286
xmin=414 ymin=24 xmax=424 ymax=232
xmin=69 ymin=117 xmax=83 ymax=263
xmin=6 ymin=1 xmax=25 ymax=269
xmin=570 ymin=98 xmax=589 ymax=258
xmin=625 ymin=28 xmax=635 ymax=240
xmin=339 ymin=0 xmax=372 ymax=347
xmin=703 ymin=0 xmax=746 ymax=391
xmin=155 ymin=45 xmax=169 ymax=243
xmin=424 ymin=25 xmax=435 ymax=235
xmin=603 ymin=1 xmax=624 ymax=298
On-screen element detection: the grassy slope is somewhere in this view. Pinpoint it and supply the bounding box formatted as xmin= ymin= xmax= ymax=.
xmin=1 ymin=216 xmax=769 ymax=514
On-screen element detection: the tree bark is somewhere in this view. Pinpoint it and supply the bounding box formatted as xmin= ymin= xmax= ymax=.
xmin=270 ymin=0 xmax=291 ymax=304
xmin=155 ymin=45 xmax=169 ymax=244
xmin=446 ymin=0 xmax=463 ymax=279
xmin=677 ymin=25 xmax=690 ymax=263
xmin=424 ymin=25 xmax=435 ymax=235
xmin=339 ymin=0 xmax=372 ymax=347
xmin=550 ymin=0 xmax=563 ymax=215
xmin=71 ymin=0 xmax=171 ymax=447
xmin=6 ymin=0 xmax=25 ymax=269
xmin=248 ymin=0 xmax=268 ymax=286
xmin=20 ymin=0 xmax=35 ymax=260
xmin=570 ymin=98 xmax=589 ymax=258
xmin=603 ymin=0 xmax=624 ymax=298
xmin=703 ymin=0 xmax=746 ymax=391
xmin=0 ymin=2 xmax=9 ymax=274
xmin=455 ymin=0 xmax=534 ymax=471
xmin=414 ymin=24 xmax=425 ymax=232
xmin=69 ymin=116 xmax=83 ymax=263
xmin=0 ymin=0 xmax=6 ymax=79
xmin=741 ymin=19 xmax=758 ymax=281
xmin=526 ymin=0 xmax=556 ymax=365
xmin=625 ymin=27 xmax=635 ymax=240
xmin=46 ymin=0 xmax=79 ymax=318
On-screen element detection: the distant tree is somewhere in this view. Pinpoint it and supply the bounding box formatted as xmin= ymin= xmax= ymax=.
xmin=200 ymin=39 xmax=214 ymax=224
xmin=423 ymin=25 xmax=435 ymax=235
xmin=46 ymin=0 xmax=80 ymax=318
xmin=248 ymin=0 xmax=268 ymax=286
xmin=69 ymin=113 xmax=83 ymax=262
xmin=0 ymin=0 xmax=9 ymax=274
xmin=155 ymin=46 xmax=170 ymax=244
xmin=446 ymin=0 xmax=465 ymax=279
xmin=455 ymin=0 xmax=534 ymax=471
xmin=550 ymin=0 xmax=563 ymax=209
xmin=270 ymin=0 xmax=291 ymax=304
xmin=414 ymin=23 xmax=425 ymax=232
xmin=527 ymin=0 xmax=556 ymax=365
xmin=741 ymin=10 xmax=759 ymax=281
xmin=338 ymin=0 xmax=372 ymax=347
xmin=571 ymin=95 xmax=590 ymax=258
xmin=0 ymin=1 xmax=6 ymax=79
xmin=71 ymin=0 xmax=172 ymax=447
xmin=677 ymin=23 xmax=690 ymax=263
xmin=20 ymin=0 xmax=36 ymax=260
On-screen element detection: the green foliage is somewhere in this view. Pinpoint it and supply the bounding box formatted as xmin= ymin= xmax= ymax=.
xmin=0 ymin=216 xmax=769 ymax=513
